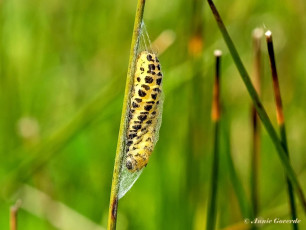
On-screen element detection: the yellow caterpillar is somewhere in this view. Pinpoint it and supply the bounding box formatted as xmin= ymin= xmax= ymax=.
xmin=126 ymin=51 xmax=163 ymax=172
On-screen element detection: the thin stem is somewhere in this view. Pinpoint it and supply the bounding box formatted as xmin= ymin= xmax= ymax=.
xmin=206 ymin=50 xmax=222 ymax=230
xmin=10 ymin=200 xmax=21 ymax=230
xmin=265 ymin=31 xmax=283 ymax=124
xmin=211 ymin=50 xmax=222 ymax=122
xmin=107 ymin=1 xmax=146 ymax=230
xmin=206 ymin=0 xmax=306 ymax=213
xmin=10 ymin=208 xmax=17 ymax=230
xmin=250 ymin=28 xmax=263 ymax=219
xmin=265 ymin=31 xmax=298 ymax=230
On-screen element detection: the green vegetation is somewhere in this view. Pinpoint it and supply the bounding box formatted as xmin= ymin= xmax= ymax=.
xmin=0 ymin=0 xmax=306 ymax=229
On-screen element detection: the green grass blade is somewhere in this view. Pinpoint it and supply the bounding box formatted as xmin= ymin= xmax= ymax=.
xmin=107 ymin=1 xmax=146 ymax=229
xmin=206 ymin=121 xmax=220 ymax=230
xmin=1 ymin=80 xmax=122 ymax=198
xmin=265 ymin=31 xmax=298 ymax=229
xmin=281 ymin=124 xmax=298 ymax=230
xmin=206 ymin=51 xmax=222 ymax=230
xmin=250 ymin=28 xmax=263 ymax=220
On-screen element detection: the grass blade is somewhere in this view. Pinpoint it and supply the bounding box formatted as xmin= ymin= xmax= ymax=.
xmin=206 ymin=0 xmax=306 ymax=213
xmin=265 ymin=30 xmax=298 ymax=229
xmin=15 ymin=185 xmax=105 ymax=230
xmin=1 ymin=78 xmax=122 ymax=198
xmin=107 ymin=0 xmax=146 ymax=229
xmin=206 ymin=50 xmax=222 ymax=230
xmin=250 ymin=28 xmax=263 ymax=219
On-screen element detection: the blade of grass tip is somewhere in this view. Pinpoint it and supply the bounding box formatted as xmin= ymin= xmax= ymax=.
xmin=250 ymin=28 xmax=263 ymax=219
xmin=206 ymin=0 xmax=306 ymax=213
xmin=265 ymin=30 xmax=298 ymax=229
xmin=107 ymin=1 xmax=146 ymax=230
xmin=206 ymin=50 xmax=222 ymax=230
xmin=10 ymin=200 xmax=21 ymax=230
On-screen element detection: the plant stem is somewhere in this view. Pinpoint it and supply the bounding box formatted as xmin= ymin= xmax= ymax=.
xmin=265 ymin=31 xmax=298 ymax=230
xmin=107 ymin=1 xmax=146 ymax=229
xmin=206 ymin=50 xmax=222 ymax=230
xmin=250 ymin=28 xmax=263 ymax=220
xmin=206 ymin=0 xmax=306 ymax=213
xmin=10 ymin=200 xmax=21 ymax=230
xmin=10 ymin=208 xmax=17 ymax=230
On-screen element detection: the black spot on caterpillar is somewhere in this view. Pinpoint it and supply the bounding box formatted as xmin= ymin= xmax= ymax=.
xmin=145 ymin=76 xmax=154 ymax=83
xmin=138 ymin=89 xmax=146 ymax=97
xmin=141 ymin=84 xmax=150 ymax=91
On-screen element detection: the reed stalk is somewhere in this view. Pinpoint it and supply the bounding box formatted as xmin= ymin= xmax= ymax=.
xmin=265 ymin=30 xmax=298 ymax=230
xmin=10 ymin=200 xmax=21 ymax=230
xmin=206 ymin=50 xmax=222 ymax=230
xmin=206 ymin=0 xmax=306 ymax=212
xmin=250 ymin=28 xmax=263 ymax=219
xmin=107 ymin=1 xmax=146 ymax=229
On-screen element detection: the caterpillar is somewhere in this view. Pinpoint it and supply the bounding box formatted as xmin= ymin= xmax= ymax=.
xmin=125 ymin=51 xmax=163 ymax=172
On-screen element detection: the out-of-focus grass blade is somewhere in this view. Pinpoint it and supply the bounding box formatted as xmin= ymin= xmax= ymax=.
xmin=250 ymin=28 xmax=263 ymax=221
xmin=14 ymin=184 xmax=105 ymax=230
xmin=1 ymin=77 xmax=123 ymax=198
xmin=206 ymin=50 xmax=222 ymax=230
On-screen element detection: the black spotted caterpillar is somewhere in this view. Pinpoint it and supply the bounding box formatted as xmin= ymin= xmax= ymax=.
xmin=125 ymin=51 xmax=163 ymax=172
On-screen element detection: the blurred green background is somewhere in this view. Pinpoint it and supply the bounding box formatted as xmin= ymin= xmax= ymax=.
xmin=1 ymin=0 xmax=306 ymax=229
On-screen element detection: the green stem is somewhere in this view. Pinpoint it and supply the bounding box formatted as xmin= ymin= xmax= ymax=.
xmin=206 ymin=51 xmax=221 ymax=230
xmin=206 ymin=121 xmax=220 ymax=230
xmin=281 ymin=125 xmax=298 ymax=230
xmin=266 ymin=31 xmax=298 ymax=229
xmin=250 ymin=28 xmax=262 ymax=222
xmin=206 ymin=0 xmax=306 ymax=213
xmin=107 ymin=1 xmax=146 ymax=229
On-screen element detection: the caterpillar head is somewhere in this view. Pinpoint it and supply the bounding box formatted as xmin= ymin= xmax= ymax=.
xmin=126 ymin=149 xmax=150 ymax=172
